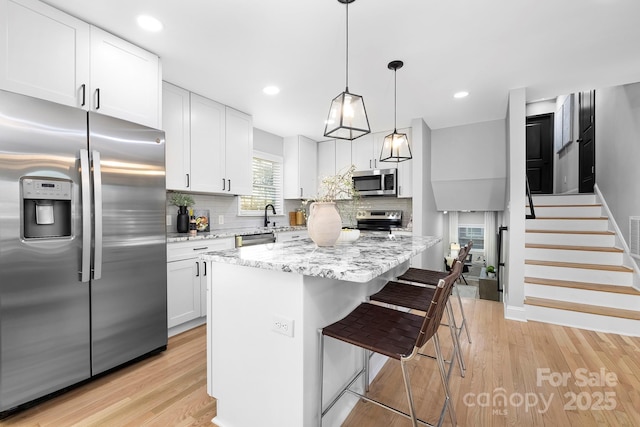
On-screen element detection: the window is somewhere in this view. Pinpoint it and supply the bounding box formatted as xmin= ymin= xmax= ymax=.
xmin=458 ymin=225 xmax=484 ymax=250
xmin=238 ymin=151 xmax=283 ymax=216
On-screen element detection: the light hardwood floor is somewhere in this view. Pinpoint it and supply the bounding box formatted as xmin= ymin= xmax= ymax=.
xmin=2 ymin=299 xmax=639 ymax=426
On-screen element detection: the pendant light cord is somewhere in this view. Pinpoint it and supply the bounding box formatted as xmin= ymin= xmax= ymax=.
xmin=393 ymin=67 xmax=397 ymax=132
xmin=345 ymin=1 xmax=349 ymax=91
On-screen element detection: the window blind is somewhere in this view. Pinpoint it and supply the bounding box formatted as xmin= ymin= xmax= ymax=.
xmin=239 ymin=152 xmax=283 ymax=216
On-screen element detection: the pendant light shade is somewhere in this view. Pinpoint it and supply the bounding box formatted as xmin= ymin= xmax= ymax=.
xmin=324 ymin=0 xmax=370 ymax=141
xmin=380 ymin=60 xmax=412 ymax=162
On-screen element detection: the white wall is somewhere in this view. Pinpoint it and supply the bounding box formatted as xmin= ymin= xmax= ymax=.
xmin=526 ymin=99 xmax=556 ymax=116
xmin=596 ymin=82 xmax=640 ymax=251
xmin=412 ymin=118 xmax=443 ymax=270
xmin=431 ymin=119 xmax=507 ymax=211
xmin=504 ymin=88 xmax=527 ymax=321
xmin=254 ymin=127 xmax=283 ymax=157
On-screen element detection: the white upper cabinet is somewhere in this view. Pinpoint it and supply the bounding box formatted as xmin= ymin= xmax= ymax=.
xmin=0 ymin=0 xmax=90 ymax=108
xmin=224 ymin=107 xmax=253 ymax=196
xmin=163 ymin=82 xmax=191 ymax=191
xmin=90 ymin=26 xmax=161 ymax=128
xmin=163 ymin=83 xmax=253 ymax=195
xmin=0 ymin=0 xmax=161 ymax=128
xmin=335 ymin=139 xmax=353 ymax=174
xmin=284 ymin=135 xmax=317 ymax=199
xmin=351 ymin=134 xmax=376 ymax=171
xmin=317 ymin=140 xmax=336 ymax=182
xmin=189 ymin=93 xmax=225 ymax=193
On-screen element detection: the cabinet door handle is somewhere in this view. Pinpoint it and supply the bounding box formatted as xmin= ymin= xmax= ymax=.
xmin=222 ymin=178 xmax=226 ymax=191
xmin=228 ymin=179 xmax=231 ymax=192
xmin=203 ymin=262 xmax=207 ymax=276
xmin=81 ymin=84 xmax=86 ymax=106
xmin=195 ymin=261 xmax=200 ymax=277
xmin=193 ymin=247 xmax=208 ymax=251
xmin=95 ymin=88 xmax=100 ymax=109
xmin=186 ymin=173 xmax=190 ymax=188
xmin=374 ymin=159 xmax=377 ymax=168
xmin=369 ymin=159 xmax=372 ymax=169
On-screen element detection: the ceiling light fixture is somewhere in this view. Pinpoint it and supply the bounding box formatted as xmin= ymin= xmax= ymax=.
xmin=137 ymin=15 xmax=163 ymax=32
xmin=263 ymin=86 xmax=280 ymax=95
xmin=323 ymin=0 xmax=370 ymax=141
xmin=454 ymin=91 xmax=469 ymax=99
xmin=380 ymin=60 xmax=412 ymax=162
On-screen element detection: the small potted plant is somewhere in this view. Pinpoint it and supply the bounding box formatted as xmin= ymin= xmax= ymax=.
xmin=169 ymin=192 xmax=195 ymax=233
xmin=486 ymin=265 xmax=496 ymax=278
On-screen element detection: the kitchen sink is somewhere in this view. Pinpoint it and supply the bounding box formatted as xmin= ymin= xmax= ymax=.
xmin=234 ymin=232 xmax=276 ymax=248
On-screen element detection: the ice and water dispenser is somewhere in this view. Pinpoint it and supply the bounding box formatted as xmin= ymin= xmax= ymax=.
xmin=21 ymin=177 xmax=72 ymax=239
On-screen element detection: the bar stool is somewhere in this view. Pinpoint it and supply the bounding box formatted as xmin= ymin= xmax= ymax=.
xmin=318 ymin=267 xmax=459 ymax=427
xmin=369 ymin=260 xmax=466 ymax=380
xmin=397 ymin=241 xmax=473 ymax=344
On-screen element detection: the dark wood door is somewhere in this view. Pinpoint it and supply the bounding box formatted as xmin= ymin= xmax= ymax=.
xmin=578 ymin=90 xmax=596 ymax=193
xmin=526 ymin=113 xmax=554 ymax=194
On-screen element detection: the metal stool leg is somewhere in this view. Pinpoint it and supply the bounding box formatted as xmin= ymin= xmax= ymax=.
xmin=446 ymin=299 xmax=465 ymax=377
xmin=434 ymin=333 xmax=457 ymax=427
xmin=400 ymin=359 xmax=419 ymax=427
xmin=454 ymin=284 xmax=472 ymax=344
xmin=318 ymin=330 xmax=324 ymax=427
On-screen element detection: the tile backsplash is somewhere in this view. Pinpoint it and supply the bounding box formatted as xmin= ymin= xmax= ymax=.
xmin=166 ymin=192 xmax=412 ymax=233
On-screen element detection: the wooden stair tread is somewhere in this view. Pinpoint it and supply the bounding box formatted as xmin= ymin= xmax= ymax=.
xmin=524 ymin=277 xmax=640 ymax=295
xmin=530 ymin=216 xmax=608 ymax=220
xmin=526 ymin=204 xmax=602 ymax=208
xmin=525 ymin=296 xmax=640 ymax=321
xmin=525 ymin=259 xmax=634 ymax=272
xmin=525 ymin=243 xmax=623 ymax=253
xmin=525 ymin=229 xmax=615 ymax=235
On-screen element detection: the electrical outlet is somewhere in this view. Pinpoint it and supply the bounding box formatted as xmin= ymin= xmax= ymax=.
xmin=218 ymin=215 xmax=224 ymax=225
xmin=272 ymin=315 xmax=294 ymax=337
xmin=166 ymin=215 xmax=172 ymax=226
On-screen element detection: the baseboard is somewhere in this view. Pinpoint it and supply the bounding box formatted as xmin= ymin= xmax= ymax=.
xmin=168 ymin=317 xmax=206 ymax=338
xmin=503 ymin=303 xmax=527 ymax=322
xmin=594 ymin=184 xmax=640 ymax=290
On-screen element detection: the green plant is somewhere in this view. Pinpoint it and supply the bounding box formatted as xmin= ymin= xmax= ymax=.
xmin=301 ymin=165 xmax=361 ymax=226
xmin=169 ymin=192 xmax=195 ymax=207
xmin=486 ymin=265 xmax=495 ymax=274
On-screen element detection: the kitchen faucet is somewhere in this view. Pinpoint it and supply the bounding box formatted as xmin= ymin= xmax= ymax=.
xmin=264 ymin=204 xmax=276 ymax=227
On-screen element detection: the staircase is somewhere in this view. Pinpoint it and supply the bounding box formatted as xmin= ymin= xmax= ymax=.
xmin=524 ymin=194 xmax=640 ymax=336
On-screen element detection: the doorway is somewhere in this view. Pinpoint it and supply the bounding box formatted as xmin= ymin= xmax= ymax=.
xmin=578 ymin=90 xmax=596 ymax=193
xmin=526 ymin=113 xmax=554 ymax=194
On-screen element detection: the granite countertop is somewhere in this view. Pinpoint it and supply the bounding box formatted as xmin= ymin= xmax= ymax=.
xmin=167 ymin=225 xmax=307 ymax=243
xmin=201 ymin=233 xmax=441 ymax=283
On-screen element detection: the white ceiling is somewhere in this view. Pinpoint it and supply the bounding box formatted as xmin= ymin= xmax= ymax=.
xmin=43 ymin=0 xmax=640 ymax=141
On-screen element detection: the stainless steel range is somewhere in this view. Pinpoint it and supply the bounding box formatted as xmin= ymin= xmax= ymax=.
xmin=356 ymin=210 xmax=402 ymax=231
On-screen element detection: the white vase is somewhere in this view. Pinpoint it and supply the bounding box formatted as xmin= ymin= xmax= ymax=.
xmin=307 ymin=202 xmax=342 ymax=247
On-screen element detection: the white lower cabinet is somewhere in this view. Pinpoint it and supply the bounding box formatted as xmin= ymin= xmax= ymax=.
xmin=167 ymin=238 xmax=233 ymax=331
xmin=276 ymin=229 xmax=309 ymax=243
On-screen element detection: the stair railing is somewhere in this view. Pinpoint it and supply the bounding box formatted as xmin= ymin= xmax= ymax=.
xmin=496 ymin=226 xmax=507 ymax=293
xmin=526 ymin=175 xmax=536 ymax=219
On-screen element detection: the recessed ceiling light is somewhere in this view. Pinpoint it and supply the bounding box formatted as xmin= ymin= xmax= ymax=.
xmin=454 ymin=91 xmax=469 ymax=99
xmin=137 ymin=15 xmax=163 ymax=32
xmin=263 ymin=86 xmax=280 ymax=95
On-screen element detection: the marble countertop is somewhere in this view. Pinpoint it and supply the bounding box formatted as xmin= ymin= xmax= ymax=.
xmin=201 ymin=233 xmax=440 ymax=283
xmin=167 ymin=226 xmax=307 ymax=243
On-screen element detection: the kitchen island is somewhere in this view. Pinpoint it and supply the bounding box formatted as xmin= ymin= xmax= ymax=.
xmin=202 ymin=233 xmax=440 ymax=427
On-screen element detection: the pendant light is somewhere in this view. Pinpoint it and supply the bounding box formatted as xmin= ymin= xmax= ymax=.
xmin=380 ymin=60 xmax=412 ymax=162
xmin=324 ymin=0 xmax=370 ymax=141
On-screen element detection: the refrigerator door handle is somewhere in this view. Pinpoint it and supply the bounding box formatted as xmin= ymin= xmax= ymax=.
xmin=80 ymin=149 xmax=92 ymax=282
xmin=92 ymin=150 xmax=103 ymax=280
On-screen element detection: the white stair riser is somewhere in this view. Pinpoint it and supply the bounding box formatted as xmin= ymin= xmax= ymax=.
xmin=525 ymin=305 xmax=640 ymax=337
xmin=531 ymin=206 xmax=602 ymax=218
xmin=524 ymin=264 xmax=633 ymax=286
xmin=531 ymin=194 xmax=597 ymax=205
xmin=525 ymin=232 xmax=616 ymax=247
xmin=526 ymin=219 xmax=609 ymax=231
xmin=525 ymin=248 xmax=623 ymax=265
xmin=524 ymin=283 xmax=640 ymax=311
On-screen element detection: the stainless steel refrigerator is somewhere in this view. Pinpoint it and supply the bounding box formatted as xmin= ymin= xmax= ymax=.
xmin=0 ymin=89 xmax=167 ymax=415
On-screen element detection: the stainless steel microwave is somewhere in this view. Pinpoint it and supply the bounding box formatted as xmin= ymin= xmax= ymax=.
xmin=352 ymin=168 xmax=397 ymax=196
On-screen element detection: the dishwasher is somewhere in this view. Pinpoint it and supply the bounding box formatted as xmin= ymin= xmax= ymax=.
xmin=234 ymin=232 xmax=276 ymax=247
